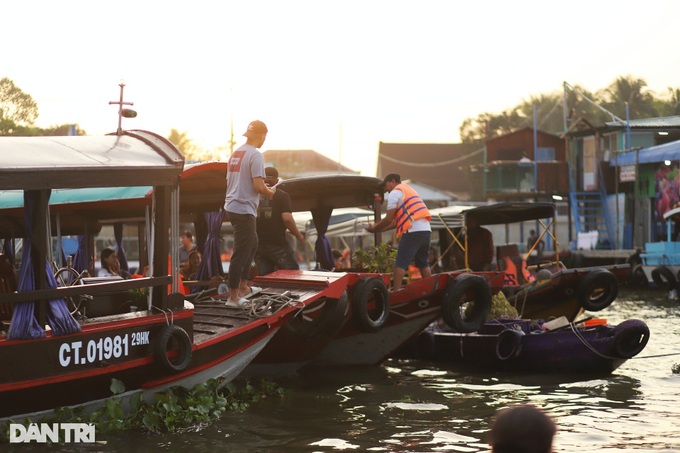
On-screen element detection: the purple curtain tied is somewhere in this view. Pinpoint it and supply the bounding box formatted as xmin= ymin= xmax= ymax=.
xmin=7 ymin=191 xmax=81 ymax=340
xmin=193 ymin=210 xmax=224 ymax=293
xmin=312 ymin=207 xmax=334 ymax=271
xmin=73 ymin=234 xmax=91 ymax=276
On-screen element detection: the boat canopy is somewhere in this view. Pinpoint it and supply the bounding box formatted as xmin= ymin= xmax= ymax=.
xmin=462 ymin=202 xmax=555 ymax=226
xmin=429 ymin=205 xmax=475 ymax=230
xmin=278 ymin=175 xmax=382 ymax=212
xmin=295 ymin=207 xmax=375 ymax=238
xmin=0 ymin=131 xmax=184 ymax=339
xmin=611 ymin=139 xmax=680 ymax=166
xmin=430 ymin=203 xmax=554 ymax=229
xmin=0 ymin=130 xmax=184 ymax=190
xmin=179 ymin=161 xmax=228 ymax=215
xmin=278 ymin=175 xmax=382 ymax=270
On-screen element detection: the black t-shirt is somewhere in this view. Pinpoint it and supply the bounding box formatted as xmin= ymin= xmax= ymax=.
xmin=257 ymin=188 xmax=292 ymax=246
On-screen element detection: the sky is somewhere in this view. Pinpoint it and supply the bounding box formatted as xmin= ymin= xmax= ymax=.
xmin=3 ymin=0 xmax=680 ymax=176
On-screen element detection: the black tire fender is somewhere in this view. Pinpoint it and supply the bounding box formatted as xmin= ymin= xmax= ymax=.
xmin=577 ymin=269 xmax=619 ymax=311
xmin=154 ymin=325 xmax=193 ymax=372
xmin=651 ymin=266 xmax=676 ymax=290
xmin=611 ymin=319 xmax=650 ymax=358
xmin=351 ymin=277 xmax=390 ymax=333
xmin=495 ymin=329 xmax=523 ymax=360
xmin=284 ymin=291 xmax=349 ymax=341
xmin=630 ymin=264 xmax=649 ymax=288
xmin=441 ymin=273 xmax=492 ymax=333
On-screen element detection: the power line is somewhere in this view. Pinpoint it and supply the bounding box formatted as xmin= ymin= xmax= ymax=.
xmin=563 ymin=81 xmax=624 ymax=122
xmin=379 ymin=146 xmax=485 ymax=167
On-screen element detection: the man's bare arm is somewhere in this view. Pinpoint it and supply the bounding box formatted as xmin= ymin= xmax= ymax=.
xmin=365 ymin=208 xmax=396 ymax=233
xmin=282 ymin=212 xmax=305 ymax=242
xmin=253 ymin=177 xmax=276 ymax=198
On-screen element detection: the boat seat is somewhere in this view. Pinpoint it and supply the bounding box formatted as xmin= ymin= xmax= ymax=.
xmin=0 ymin=254 xmax=17 ymax=320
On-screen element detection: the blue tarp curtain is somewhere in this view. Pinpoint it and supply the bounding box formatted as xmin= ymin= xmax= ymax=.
xmin=7 ymin=191 xmax=82 ymax=340
xmin=73 ymin=234 xmax=91 ymax=276
xmin=192 ymin=210 xmax=224 ymax=293
xmin=312 ymin=207 xmax=334 ymax=271
xmin=113 ymin=223 xmax=129 ymax=272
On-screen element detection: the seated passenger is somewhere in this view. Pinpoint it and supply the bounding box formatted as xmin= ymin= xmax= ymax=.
xmin=332 ymin=249 xmax=350 ymax=270
xmin=187 ymin=250 xmax=202 ymax=280
xmin=526 ymin=229 xmax=545 ymax=256
xmin=466 ymin=218 xmax=494 ymax=271
xmin=98 ymin=248 xmax=130 ymax=279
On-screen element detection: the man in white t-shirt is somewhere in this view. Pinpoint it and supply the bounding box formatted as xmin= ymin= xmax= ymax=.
xmin=365 ymin=173 xmax=432 ymax=290
xmin=224 ymin=120 xmax=276 ymax=307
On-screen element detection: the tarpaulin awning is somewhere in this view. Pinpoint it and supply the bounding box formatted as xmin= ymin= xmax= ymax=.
xmin=610 ymin=139 xmax=680 ymax=166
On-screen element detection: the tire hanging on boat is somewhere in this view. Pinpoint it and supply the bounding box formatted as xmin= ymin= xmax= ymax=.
xmin=495 ymin=329 xmax=523 ymax=361
xmin=284 ymin=291 xmax=349 ymax=341
xmin=611 ymin=319 xmax=650 ymax=358
xmin=154 ymin=325 xmax=193 ymax=372
xmin=576 ymin=269 xmax=618 ymax=311
xmin=440 ymin=273 xmax=492 ymax=333
xmin=630 ymin=264 xmax=649 ymax=289
xmin=351 ymin=277 xmax=390 ymax=333
xmin=651 ymin=266 xmax=676 ymax=290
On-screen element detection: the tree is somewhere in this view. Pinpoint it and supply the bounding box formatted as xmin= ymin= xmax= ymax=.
xmin=168 ymin=128 xmax=211 ymax=161
xmin=518 ymin=93 xmax=563 ymax=132
xmin=459 ymin=76 xmax=677 ymax=143
xmin=0 ymin=77 xmax=39 ymax=135
xmin=658 ymin=87 xmax=680 ymax=116
xmin=459 ymin=109 xmax=525 ymax=143
xmin=168 ymin=129 xmax=196 ymax=154
xmin=599 ymin=75 xmax=658 ymax=119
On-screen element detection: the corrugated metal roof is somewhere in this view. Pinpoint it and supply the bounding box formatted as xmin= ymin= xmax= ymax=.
xmin=604 ymin=115 xmax=680 ymax=129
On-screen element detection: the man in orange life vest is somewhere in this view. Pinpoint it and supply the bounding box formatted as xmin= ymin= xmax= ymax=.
xmin=365 ymin=173 xmax=432 ymax=291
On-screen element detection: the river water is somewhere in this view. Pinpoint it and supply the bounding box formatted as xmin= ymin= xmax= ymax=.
xmin=16 ymin=288 xmax=680 ymax=452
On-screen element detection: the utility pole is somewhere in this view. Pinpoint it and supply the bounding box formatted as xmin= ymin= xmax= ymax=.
xmin=228 ymin=118 xmax=236 ymax=157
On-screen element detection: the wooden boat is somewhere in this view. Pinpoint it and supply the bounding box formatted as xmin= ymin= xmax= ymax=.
xmin=428 ymin=202 xmax=631 ymax=321
xmin=240 ymin=175 xmax=505 ymax=371
xmin=406 ymin=317 xmax=650 ymax=375
xmin=309 ymin=270 xmax=505 ymax=367
xmin=638 ymin=205 xmax=680 ymax=291
xmin=89 ymin=162 xmax=361 ymax=377
xmin=0 ymin=132 xmax=335 ymax=420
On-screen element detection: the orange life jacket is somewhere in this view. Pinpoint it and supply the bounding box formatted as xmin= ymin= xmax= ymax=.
xmin=394 ymin=183 xmax=431 ymax=237
xmin=502 ymin=256 xmax=535 ymax=286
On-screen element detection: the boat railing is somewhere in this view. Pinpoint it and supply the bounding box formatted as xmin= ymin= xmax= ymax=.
xmin=0 ymin=276 xmax=170 ymax=306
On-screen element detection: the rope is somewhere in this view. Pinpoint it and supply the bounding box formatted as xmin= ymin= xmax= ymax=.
xmin=238 ymin=293 xmax=306 ymax=318
xmin=509 ymin=282 xmax=535 ymax=318
xmin=151 ymin=305 xmax=174 ymax=326
xmin=631 ymin=352 xmax=680 ymax=359
xmin=568 ymin=322 xmax=617 ymax=360
xmin=568 ymin=323 xmax=680 ymax=361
